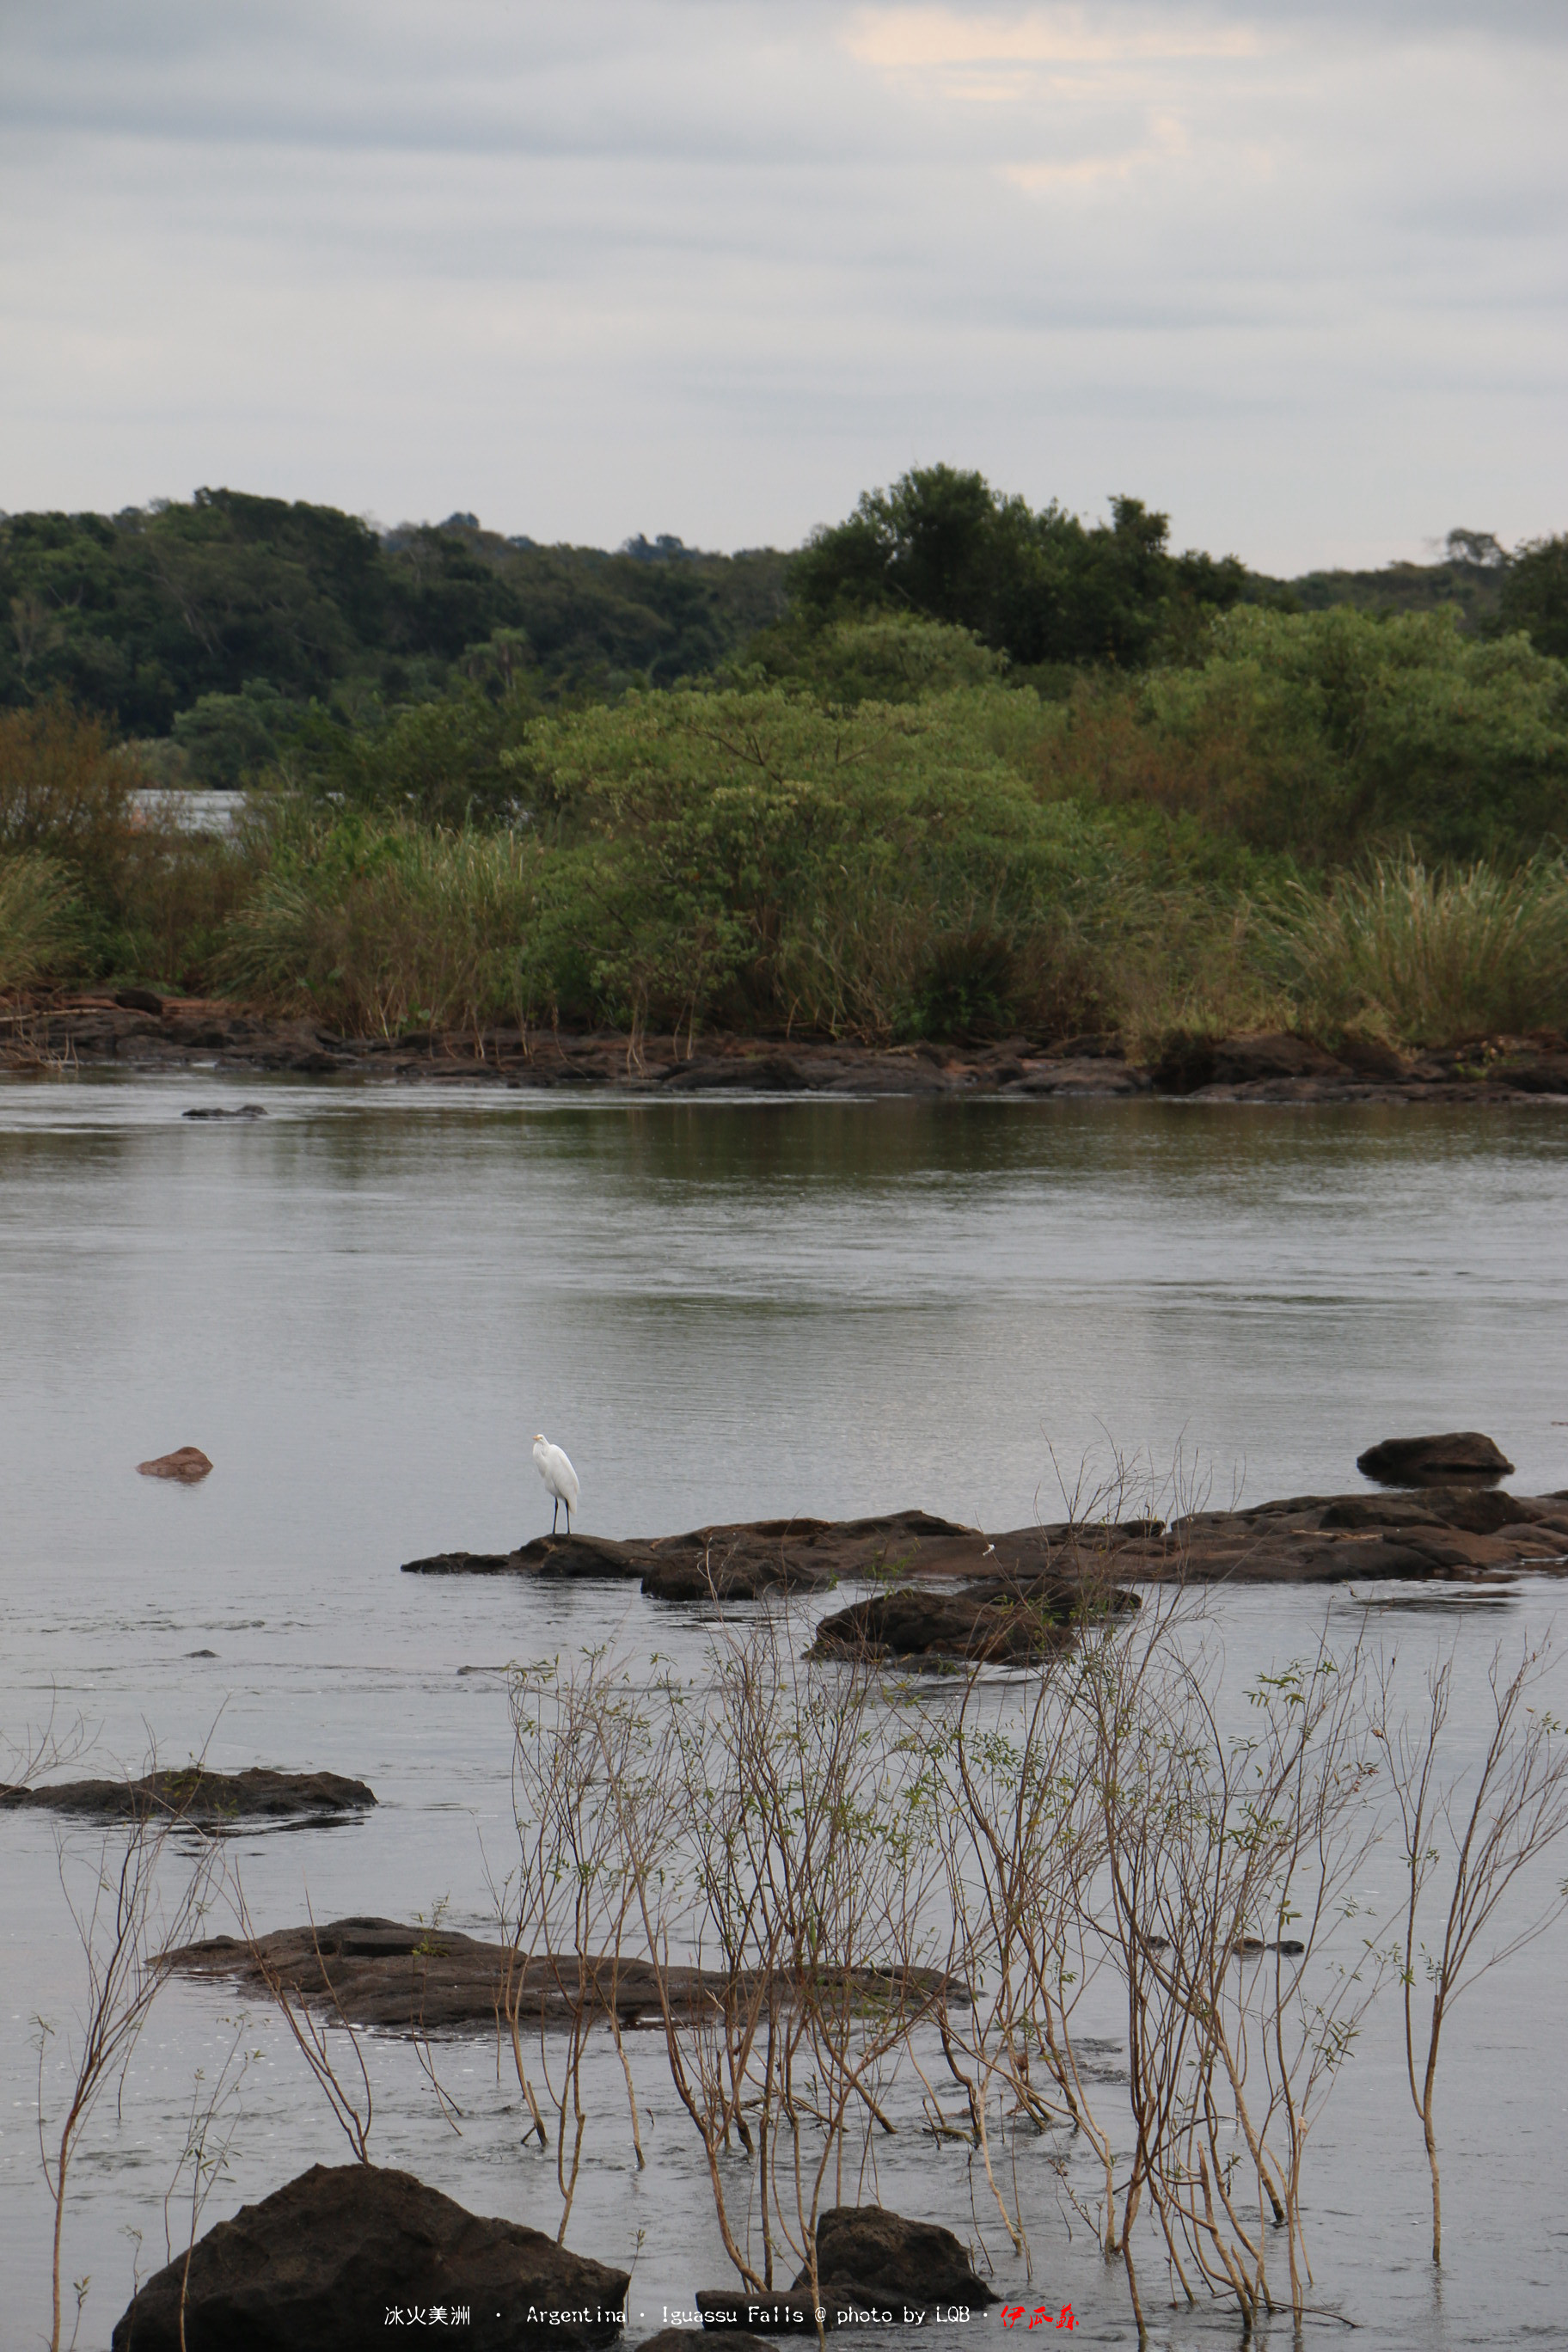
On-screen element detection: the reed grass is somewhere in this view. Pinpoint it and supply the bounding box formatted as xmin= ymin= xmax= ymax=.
xmin=220 ymin=820 xmax=544 ymax=1036
xmin=1266 ymin=854 xmax=1568 ymax=1044
xmin=0 ymin=854 xmax=82 ymax=993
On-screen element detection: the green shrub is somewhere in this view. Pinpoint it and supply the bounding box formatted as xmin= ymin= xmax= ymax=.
xmin=1044 ymin=608 xmax=1568 ymax=865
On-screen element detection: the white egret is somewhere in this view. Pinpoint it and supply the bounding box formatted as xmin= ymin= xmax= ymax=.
xmin=532 ymin=1434 xmax=580 ymax=1535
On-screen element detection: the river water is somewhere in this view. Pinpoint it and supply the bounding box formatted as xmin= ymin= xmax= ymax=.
xmin=2 ymin=1075 xmax=1566 ymax=2349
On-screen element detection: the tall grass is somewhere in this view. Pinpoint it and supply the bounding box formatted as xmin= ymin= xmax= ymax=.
xmin=1268 ymin=855 xmax=1568 ymax=1044
xmin=0 ymin=854 xmax=82 ymax=993
xmin=221 ymin=819 xmax=543 ymax=1036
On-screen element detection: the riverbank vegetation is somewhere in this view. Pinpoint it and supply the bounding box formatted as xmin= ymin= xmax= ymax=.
xmin=3 ymin=470 xmax=1567 ymax=1053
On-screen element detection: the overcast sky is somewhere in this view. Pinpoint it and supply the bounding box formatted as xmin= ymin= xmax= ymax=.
xmin=2 ymin=0 xmax=1564 ymax=571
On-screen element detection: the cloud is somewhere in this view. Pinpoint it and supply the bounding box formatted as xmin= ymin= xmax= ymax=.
xmin=844 ymin=6 xmax=1261 ymax=73
xmin=0 ymin=0 xmax=1564 ymax=571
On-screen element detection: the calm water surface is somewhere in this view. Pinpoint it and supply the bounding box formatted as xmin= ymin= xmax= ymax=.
xmin=3 ymin=1075 xmax=1566 ymax=2349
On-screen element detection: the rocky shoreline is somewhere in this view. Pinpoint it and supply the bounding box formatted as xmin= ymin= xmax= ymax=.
xmin=6 ymin=993 xmax=1568 ymax=1102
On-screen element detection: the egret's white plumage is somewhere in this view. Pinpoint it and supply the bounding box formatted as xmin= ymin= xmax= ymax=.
xmin=532 ymin=1434 xmax=579 ymax=1534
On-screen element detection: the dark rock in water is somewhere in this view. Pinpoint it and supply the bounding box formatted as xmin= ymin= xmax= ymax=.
xmin=1 ymin=1766 xmax=375 ymax=1822
xmin=401 ymin=1548 xmax=525 ymax=1576
xmin=1357 ymin=1432 xmax=1515 ymax=1485
xmin=810 ymin=1577 xmax=1130 ymax=1665
xmin=1320 ymin=1487 xmax=1531 ymax=1534
xmin=403 ymin=1489 xmax=1568 ymax=1610
xmin=512 ymin=1533 xmax=650 ymax=1581
xmin=634 ymin=1512 xmax=974 ymax=1602
xmin=695 ymin=2207 xmax=995 ymax=2333
xmin=138 ymin=1444 xmax=213 ymax=1482
xmin=183 ymin=1102 xmax=267 ymax=1118
xmin=115 ymin=986 xmax=167 ymax=1015
xmin=1148 ymin=1031 xmax=1346 ymax=1095
xmin=401 ymin=1511 xmax=977 ymax=1602
xmin=662 ymin=1053 xmax=808 ymax=1091
xmin=802 ymin=2207 xmax=995 ymax=2305
xmin=111 ymin=2160 xmax=628 ymax=2350
xmin=166 ymin=1916 xmax=681 ymax=2036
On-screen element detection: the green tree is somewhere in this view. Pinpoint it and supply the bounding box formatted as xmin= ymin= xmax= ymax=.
xmin=1499 ymin=536 xmax=1568 ymax=659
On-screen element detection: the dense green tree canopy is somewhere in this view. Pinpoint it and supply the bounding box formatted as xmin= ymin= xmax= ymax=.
xmin=0 ymin=494 xmax=790 ymax=744
xmin=787 ymin=465 xmax=1250 ymax=670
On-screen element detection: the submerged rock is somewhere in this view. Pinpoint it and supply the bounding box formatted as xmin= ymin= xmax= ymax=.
xmin=1357 ymin=1431 xmax=1515 ymax=1484
xmin=111 ymin=2161 xmax=628 ymax=2350
xmin=0 ymin=1765 xmax=375 ymax=1822
xmin=137 ymin=1444 xmax=213 ymax=1481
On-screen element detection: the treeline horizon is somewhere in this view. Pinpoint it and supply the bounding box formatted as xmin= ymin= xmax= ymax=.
xmin=3 ymin=471 xmax=1565 ymax=779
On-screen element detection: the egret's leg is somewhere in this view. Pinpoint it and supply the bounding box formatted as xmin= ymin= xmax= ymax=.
xmin=551 ymin=1498 xmax=560 ymax=1534
xmin=565 ymin=1505 xmax=572 ymax=1534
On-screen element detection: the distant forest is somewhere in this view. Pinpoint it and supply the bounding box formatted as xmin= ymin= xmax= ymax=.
xmin=2 ymin=474 xmax=1565 ymax=789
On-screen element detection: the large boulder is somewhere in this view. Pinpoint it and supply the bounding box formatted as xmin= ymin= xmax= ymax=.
xmin=1357 ymin=1432 xmax=1515 ymax=1485
xmin=112 ymin=2162 xmax=628 ymax=2351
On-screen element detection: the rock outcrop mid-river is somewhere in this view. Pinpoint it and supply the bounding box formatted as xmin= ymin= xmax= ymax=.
xmin=402 ymin=1510 xmax=974 ymax=1600
xmin=403 ymin=1487 xmax=1568 ymax=1628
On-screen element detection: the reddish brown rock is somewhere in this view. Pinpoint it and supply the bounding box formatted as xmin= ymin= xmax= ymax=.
xmin=137 ymin=1445 xmax=213 ymax=1482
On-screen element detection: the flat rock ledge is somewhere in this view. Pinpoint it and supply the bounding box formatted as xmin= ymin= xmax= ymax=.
xmin=403 ymin=1510 xmax=975 ymax=1601
xmin=0 ymin=1765 xmax=375 ymax=1822
xmin=163 ymin=1915 xmax=954 ymax=2037
xmin=113 ymin=2160 xmax=628 ymax=2352
xmin=9 ymin=1001 xmax=1568 ymax=1106
xmin=404 ymin=1490 xmax=1568 ymax=1616
xmin=696 ymin=2206 xmax=995 ymax=2332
